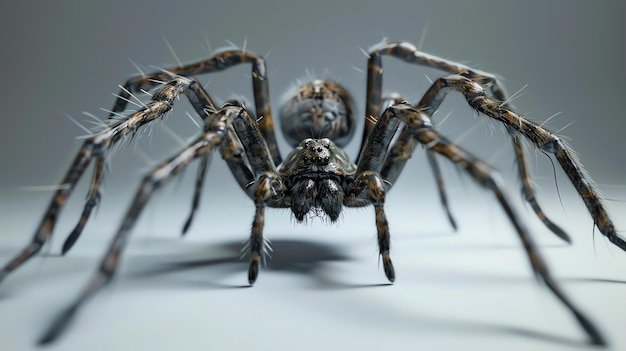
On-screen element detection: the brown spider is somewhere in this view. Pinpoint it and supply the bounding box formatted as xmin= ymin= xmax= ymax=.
xmin=0 ymin=41 xmax=621 ymax=345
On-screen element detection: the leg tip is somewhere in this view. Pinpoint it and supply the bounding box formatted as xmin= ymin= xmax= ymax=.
xmin=383 ymin=255 xmax=395 ymax=283
xmin=37 ymin=304 xmax=79 ymax=346
xmin=181 ymin=216 xmax=193 ymax=236
xmin=549 ymin=223 xmax=571 ymax=244
xmin=574 ymin=310 xmax=608 ymax=347
xmin=61 ymin=231 xmax=80 ymax=255
xmin=248 ymin=260 xmax=259 ymax=285
xmin=607 ymin=231 xmax=626 ymax=251
xmin=589 ymin=337 xmax=607 ymax=347
xmin=448 ymin=214 xmax=458 ymax=232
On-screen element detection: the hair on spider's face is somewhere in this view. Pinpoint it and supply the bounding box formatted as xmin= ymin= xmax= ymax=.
xmin=279 ymin=79 xmax=355 ymax=147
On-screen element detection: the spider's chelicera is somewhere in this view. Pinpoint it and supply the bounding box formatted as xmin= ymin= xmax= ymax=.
xmin=0 ymin=41 xmax=621 ymax=345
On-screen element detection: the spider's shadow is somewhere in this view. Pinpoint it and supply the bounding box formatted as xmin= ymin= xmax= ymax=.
xmin=120 ymin=237 xmax=608 ymax=347
xmin=123 ymin=238 xmax=369 ymax=289
xmin=1 ymin=236 xmax=613 ymax=347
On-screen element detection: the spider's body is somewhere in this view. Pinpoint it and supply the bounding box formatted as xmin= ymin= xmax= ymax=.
xmin=276 ymin=79 xmax=360 ymax=223
xmin=279 ymin=137 xmax=357 ymax=222
xmin=0 ymin=41 xmax=622 ymax=345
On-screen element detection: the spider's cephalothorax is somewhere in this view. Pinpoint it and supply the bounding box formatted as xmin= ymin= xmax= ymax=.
xmin=1 ymin=41 xmax=621 ymax=345
xmin=279 ymin=137 xmax=356 ymax=222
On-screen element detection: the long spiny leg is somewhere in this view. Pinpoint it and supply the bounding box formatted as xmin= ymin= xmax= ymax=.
xmin=513 ymin=137 xmax=569 ymax=242
xmin=197 ymin=100 xmax=283 ymax=284
xmin=354 ymin=171 xmax=396 ymax=282
xmin=39 ymin=104 xmax=237 ymax=344
xmin=0 ymin=77 xmax=193 ymax=284
xmin=378 ymin=97 xmax=457 ymax=230
xmin=61 ymin=78 xmax=200 ymax=252
xmin=112 ymin=49 xmax=282 ymax=165
xmin=39 ymin=102 xmax=282 ymax=344
xmin=39 ymin=130 xmax=227 ymax=344
xmin=416 ymin=127 xmax=606 ymax=346
xmin=361 ymin=41 xmax=506 ymax=156
xmin=248 ymin=204 xmax=265 ymax=284
xmin=181 ymin=126 xmax=258 ymax=235
xmin=181 ymin=152 xmax=212 ymax=236
xmin=180 ymin=82 xmax=257 ymax=234
xmin=62 ymin=154 xmax=106 ymax=254
xmin=117 ymin=48 xmax=336 ymax=235
xmin=426 ymin=150 xmax=457 ymax=230
xmin=229 ymin=108 xmax=285 ymax=283
xmin=179 ymin=96 xmax=282 ymax=267
xmin=0 ymin=141 xmax=94 ymax=284
xmin=425 ymin=74 xmax=624 ymax=250
xmin=220 ymin=128 xmax=255 ymax=198
xmin=362 ymin=41 xmax=562 ymax=239
xmin=549 ymin=137 xmax=623 ymax=249
xmin=359 ymin=102 xmax=605 ymax=345
xmin=247 ymin=174 xmax=277 ymax=284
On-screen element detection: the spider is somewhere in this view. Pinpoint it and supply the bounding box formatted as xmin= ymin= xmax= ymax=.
xmin=0 ymin=40 xmax=621 ymax=346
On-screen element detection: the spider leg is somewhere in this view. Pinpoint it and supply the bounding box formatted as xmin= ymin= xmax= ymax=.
xmin=62 ymin=154 xmax=106 ymax=254
xmin=425 ymin=149 xmax=457 ymax=230
xmin=248 ymin=173 xmax=281 ymax=284
xmin=182 ymin=127 xmax=256 ymax=235
xmin=0 ymin=77 xmax=194 ymax=284
xmin=361 ymin=41 xmax=507 ymax=156
xmin=377 ymin=96 xmax=457 ymax=230
xmin=348 ymin=172 xmax=396 ymax=283
xmin=362 ymin=41 xmax=565 ymax=240
xmin=38 ymin=110 xmax=232 ymax=345
xmin=179 ymin=84 xmax=257 ymax=235
xmin=181 ymin=152 xmax=212 ymax=236
xmin=220 ymin=127 xmax=256 ymax=198
xmin=111 ymin=49 xmax=283 ymax=165
xmin=414 ymin=126 xmax=606 ymax=346
xmin=512 ymin=137 xmax=568 ymax=241
xmin=61 ymin=78 xmax=221 ymax=253
xmin=230 ymin=109 xmax=285 ymax=284
xmin=358 ymin=101 xmax=605 ymax=345
xmin=39 ymin=102 xmax=282 ymax=344
xmin=425 ymin=74 xmax=624 ymax=249
xmin=0 ymin=140 xmax=94 ymax=284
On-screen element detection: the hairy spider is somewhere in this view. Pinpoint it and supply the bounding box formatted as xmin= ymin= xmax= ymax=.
xmin=0 ymin=41 xmax=621 ymax=345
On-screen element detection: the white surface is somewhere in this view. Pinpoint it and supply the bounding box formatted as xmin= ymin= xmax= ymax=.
xmin=1 ymin=192 xmax=625 ymax=351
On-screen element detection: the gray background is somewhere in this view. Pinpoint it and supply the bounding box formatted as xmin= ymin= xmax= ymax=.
xmin=1 ymin=1 xmax=625 ymax=350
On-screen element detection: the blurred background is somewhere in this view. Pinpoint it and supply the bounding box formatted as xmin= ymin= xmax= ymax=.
xmin=0 ymin=1 xmax=625 ymax=350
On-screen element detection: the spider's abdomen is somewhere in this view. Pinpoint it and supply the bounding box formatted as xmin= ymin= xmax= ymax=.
xmin=279 ymin=138 xmax=357 ymax=222
xmin=279 ymin=80 xmax=355 ymax=147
